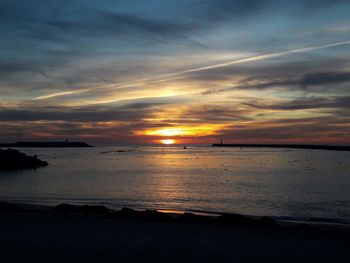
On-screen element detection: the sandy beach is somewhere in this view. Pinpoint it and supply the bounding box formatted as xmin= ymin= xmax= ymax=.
xmin=0 ymin=203 xmax=349 ymax=263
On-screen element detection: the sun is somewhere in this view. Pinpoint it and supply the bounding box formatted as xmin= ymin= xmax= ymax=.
xmin=160 ymin=139 xmax=176 ymax=145
xmin=148 ymin=128 xmax=185 ymax=136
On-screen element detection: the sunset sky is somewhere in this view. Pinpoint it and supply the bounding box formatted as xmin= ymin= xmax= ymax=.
xmin=1 ymin=0 xmax=350 ymax=145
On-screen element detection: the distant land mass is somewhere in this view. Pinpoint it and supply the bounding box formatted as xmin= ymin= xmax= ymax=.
xmin=212 ymin=143 xmax=350 ymax=151
xmin=0 ymin=141 xmax=93 ymax=148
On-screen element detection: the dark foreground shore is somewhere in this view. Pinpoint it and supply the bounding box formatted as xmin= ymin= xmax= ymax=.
xmin=0 ymin=203 xmax=349 ymax=263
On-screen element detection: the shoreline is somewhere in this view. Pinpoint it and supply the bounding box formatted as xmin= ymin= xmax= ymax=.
xmin=1 ymin=202 xmax=349 ymax=262
xmin=1 ymin=199 xmax=350 ymax=228
xmin=1 ymin=201 xmax=349 ymax=231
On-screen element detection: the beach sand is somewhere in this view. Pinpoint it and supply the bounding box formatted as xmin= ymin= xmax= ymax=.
xmin=0 ymin=203 xmax=349 ymax=263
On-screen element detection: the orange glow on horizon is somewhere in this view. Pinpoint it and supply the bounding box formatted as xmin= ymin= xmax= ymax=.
xmin=160 ymin=139 xmax=176 ymax=145
xmin=143 ymin=125 xmax=223 ymax=137
xmin=147 ymin=128 xmax=185 ymax=136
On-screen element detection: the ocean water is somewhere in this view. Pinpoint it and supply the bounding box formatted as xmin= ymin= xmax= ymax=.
xmin=0 ymin=146 xmax=349 ymax=220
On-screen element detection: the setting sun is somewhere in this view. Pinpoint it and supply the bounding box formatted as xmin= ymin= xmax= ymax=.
xmin=160 ymin=139 xmax=176 ymax=145
xmin=148 ymin=128 xmax=185 ymax=136
xmin=143 ymin=125 xmax=223 ymax=139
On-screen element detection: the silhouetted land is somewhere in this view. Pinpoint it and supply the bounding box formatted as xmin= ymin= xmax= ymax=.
xmin=0 ymin=141 xmax=92 ymax=148
xmin=0 ymin=202 xmax=349 ymax=263
xmin=213 ymin=143 xmax=350 ymax=151
xmin=0 ymin=148 xmax=48 ymax=171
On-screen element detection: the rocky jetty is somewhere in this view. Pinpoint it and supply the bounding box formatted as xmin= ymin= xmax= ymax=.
xmin=212 ymin=143 xmax=350 ymax=151
xmin=0 ymin=148 xmax=48 ymax=171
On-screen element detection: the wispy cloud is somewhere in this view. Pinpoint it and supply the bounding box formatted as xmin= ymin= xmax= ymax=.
xmin=33 ymin=40 xmax=350 ymax=102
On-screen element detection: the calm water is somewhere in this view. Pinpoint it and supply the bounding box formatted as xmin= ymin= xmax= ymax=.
xmin=0 ymin=146 xmax=349 ymax=220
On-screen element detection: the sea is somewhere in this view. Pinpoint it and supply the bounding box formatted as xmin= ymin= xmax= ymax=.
xmin=0 ymin=146 xmax=349 ymax=221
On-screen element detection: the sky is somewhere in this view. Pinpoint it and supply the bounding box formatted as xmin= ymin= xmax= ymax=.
xmin=0 ymin=0 xmax=350 ymax=145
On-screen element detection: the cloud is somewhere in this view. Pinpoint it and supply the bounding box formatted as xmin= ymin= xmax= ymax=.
xmin=214 ymin=116 xmax=350 ymax=143
xmin=0 ymin=102 xmax=167 ymax=122
xmin=202 ymin=70 xmax=350 ymax=94
xmin=300 ymin=71 xmax=350 ymax=87
xmin=46 ymin=10 xmax=193 ymax=41
xmin=199 ymin=0 xmax=350 ymax=25
xmin=31 ymin=40 xmax=350 ymax=101
xmin=243 ymin=96 xmax=350 ymax=111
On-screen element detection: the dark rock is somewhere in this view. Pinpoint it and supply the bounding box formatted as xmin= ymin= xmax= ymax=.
xmin=139 ymin=210 xmax=171 ymax=221
xmin=218 ymin=213 xmax=278 ymax=227
xmin=55 ymin=204 xmax=110 ymax=215
xmin=0 ymin=202 xmax=19 ymax=211
xmin=290 ymin=223 xmax=312 ymax=231
xmin=258 ymin=216 xmax=278 ymax=227
xmin=0 ymin=148 xmax=48 ymax=171
xmin=177 ymin=212 xmax=216 ymax=224
xmin=178 ymin=212 xmax=201 ymax=222
xmin=115 ymin=207 xmax=140 ymax=218
xmin=114 ymin=208 xmax=171 ymax=221
xmin=218 ymin=213 xmax=255 ymax=225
